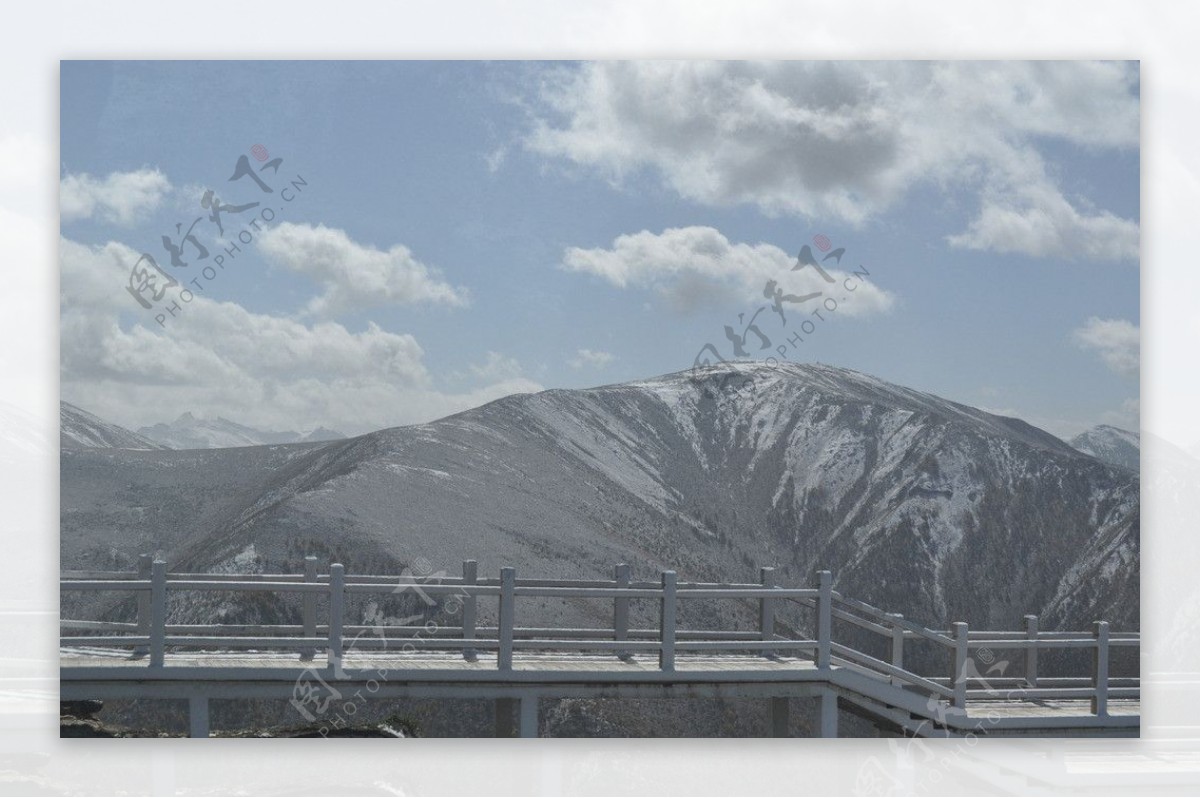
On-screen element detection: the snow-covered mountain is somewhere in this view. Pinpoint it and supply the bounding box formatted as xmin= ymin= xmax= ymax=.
xmin=1070 ymin=424 xmax=1140 ymax=473
xmin=62 ymin=362 xmax=1138 ymax=638
xmin=61 ymin=402 xmax=165 ymax=450
xmin=137 ymin=412 xmax=345 ymax=449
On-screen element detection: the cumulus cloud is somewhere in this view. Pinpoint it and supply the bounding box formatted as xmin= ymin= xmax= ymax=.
xmin=1073 ymin=317 xmax=1140 ymax=377
xmin=947 ymin=185 xmax=1139 ymax=261
xmin=525 ymin=61 xmax=1139 ymax=261
xmin=59 ymin=237 xmax=538 ymax=434
xmin=562 ymin=226 xmax=893 ymax=316
xmin=257 ymin=222 xmax=469 ymax=316
xmin=569 ymin=349 xmax=615 ymax=370
xmin=60 ymin=168 xmax=172 ymax=225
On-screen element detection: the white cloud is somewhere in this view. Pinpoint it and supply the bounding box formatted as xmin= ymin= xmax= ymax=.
xmin=1073 ymin=317 xmax=1140 ymax=377
xmin=562 ymin=226 xmax=894 ymax=316
xmin=469 ymin=351 xmax=524 ymax=381
xmin=60 ymin=168 xmax=172 ymax=225
xmin=525 ymin=61 xmax=1139 ymax=261
xmin=947 ymin=184 xmax=1139 ymax=261
xmin=59 ymin=237 xmax=539 ymax=434
xmin=257 ymin=222 xmax=469 ymax=317
xmin=569 ymin=349 xmax=615 ymax=370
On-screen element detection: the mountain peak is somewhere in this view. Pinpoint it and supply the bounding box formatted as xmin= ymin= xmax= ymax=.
xmin=1070 ymin=424 xmax=1140 ymax=472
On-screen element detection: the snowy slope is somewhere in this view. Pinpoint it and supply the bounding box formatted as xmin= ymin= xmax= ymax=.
xmin=1070 ymin=424 xmax=1140 ymax=473
xmin=60 ymin=402 xmax=165 ymax=450
xmin=62 ymin=362 xmax=1138 ymax=636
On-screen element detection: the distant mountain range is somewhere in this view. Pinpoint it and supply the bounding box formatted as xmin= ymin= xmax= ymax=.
xmin=60 ymin=362 xmax=1139 ymax=638
xmin=135 ymin=412 xmax=345 ymax=449
xmin=61 ymin=402 xmax=165 ymax=450
xmin=1070 ymin=424 xmax=1140 ymax=473
xmin=60 ymin=402 xmax=345 ymax=451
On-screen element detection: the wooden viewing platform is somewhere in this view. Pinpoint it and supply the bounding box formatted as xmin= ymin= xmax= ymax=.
xmin=60 ymin=558 xmax=1140 ymax=738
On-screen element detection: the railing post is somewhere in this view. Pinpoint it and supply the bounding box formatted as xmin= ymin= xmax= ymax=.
xmin=816 ymin=570 xmax=832 ymax=670
xmin=301 ymin=556 xmax=318 ymax=661
xmin=462 ymin=560 xmax=477 ymax=661
xmin=759 ymin=566 xmax=776 ymax=658
xmin=952 ymin=621 xmax=969 ymax=711
xmin=613 ymin=563 xmax=630 ymax=659
xmin=889 ymin=613 xmax=904 ymax=686
xmin=1024 ymin=614 xmax=1039 ymax=687
xmin=134 ymin=554 xmax=152 ymax=658
xmin=499 ymin=567 xmax=515 ymax=671
xmin=660 ymin=570 xmax=677 ymax=672
xmin=1093 ymin=620 xmax=1110 ymax=717
xmin=327 ymin=564 xmax=344 ymax=672
xmin=149 ymin=559 xmax=167 ymax=668
xmin=818 ymin=687 xmax=838 ymax=738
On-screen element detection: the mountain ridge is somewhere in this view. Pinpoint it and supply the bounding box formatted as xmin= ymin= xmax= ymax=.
xmin=61 ymin=361 xmax=1139 ymax=639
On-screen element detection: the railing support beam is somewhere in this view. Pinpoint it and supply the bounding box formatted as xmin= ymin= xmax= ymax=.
xmin=759 ymin=566 xmax=776 ymax=658
xmin=1024 ymin=614 xmax=1039 ymax=687
xmin=188 ymin=695 xmax=210 ymax=738
xmin=770 ymin=696 xmax=789 ymax=737
xmin=462 ymin=560 xmax=477 ymax=661
xmin=301 ymin=556 xmax=317 ymax=661
xmin=1093 ymin=620 xmax=1110 ymax=717
xmin=327 ymin=564 xmax=345 ymax=673
xmin=889 ymin=613 xmax=904 ymax=686
xmin=499 ymin=567 xmax=516 ymax=670
xmin=952 ymin=621 xmax=969 ymax=712
xmin=614 ymin=563 xmax=631 ymax=660
xmin=660 ymin=571 xmax=677 ymax=673
xmin=817 ymin=571 xmax=832 ymax=670
xmin=818 ymin=688 xmax=838 ymax=738
xmin=134 ymin=554 xmax=152 ymax=658
xmin=519 ymin=694 xmax=539 ymax=738
xmin=149 ymin=560 xmax=167 ymax=668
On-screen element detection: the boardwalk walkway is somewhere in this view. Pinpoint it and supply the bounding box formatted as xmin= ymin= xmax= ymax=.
xmin=60 ymin=559 xmax=1139 ymax=738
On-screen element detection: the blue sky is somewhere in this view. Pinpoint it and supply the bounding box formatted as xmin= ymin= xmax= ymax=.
xmin=59 ymin=61 xmax=1139 ymax=438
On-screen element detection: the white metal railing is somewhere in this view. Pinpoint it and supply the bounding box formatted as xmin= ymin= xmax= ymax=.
xmin=60 ymin=557 xmax=1138 ymax=718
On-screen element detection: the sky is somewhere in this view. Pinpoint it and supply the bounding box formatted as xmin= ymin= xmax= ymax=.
xmin=58 ymin=60 xmax=1140 ymax=439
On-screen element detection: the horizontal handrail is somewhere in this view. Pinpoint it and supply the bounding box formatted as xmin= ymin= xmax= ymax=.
xmin=830 ymin=642 xmax=954 ymax=699
xmin=60 ymin=557 xmax=1138 ymax=722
